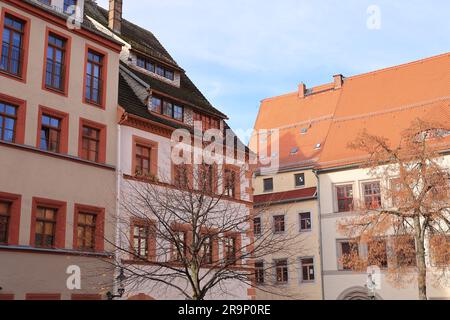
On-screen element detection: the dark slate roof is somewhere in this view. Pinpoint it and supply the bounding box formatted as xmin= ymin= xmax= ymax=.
xmin=118 ymin=73 xmax=192 ymax=130
xmin=22 ymin=0 xmax=120 ymax=46
xmin=84 ymin=0 xmax=179 ymax=69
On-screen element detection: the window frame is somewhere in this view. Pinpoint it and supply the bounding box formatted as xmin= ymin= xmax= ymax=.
xmin=361 ymin=180 xmax=382 ymax=210
xmin=83 ymin=44 xmax=108 ymax=109
xmin=36 ymin=106 xmax=69 ymax=154
xmin=274 ymin=259 xmax=289 ymax=284
xmin=253 ymin=216 xmax=262 ymax=237
xmin=300 ymin=257 xmax=315 ymax=283
xmin=0 ymin=91 xmax=27 ymax=145
xmin=78 ymin=118 xmax=107 ymax=164
xmin=273 ymin=215 xmax=285 ymax=234
xmin=30 ymin=197 xmax=67 ymax=249
xmin=73 ymin=204 xmax=105 ymax=252
xmin=149 ymin=94 xmax=184 ymax=122
xmin=0 ymin=191 xmax=21 ymax=245
xmin=131 ymin=135 xmax=158 ymax=178
xmin=42 ymin=27 xmax=71 ymax=97
xmin=130 ymin=217 xmax=156 ymax=261
xmin=335 ymin=183 xmax=354 ymax=213
xmin=255 ymin=261 xmax=265 ymax=285
xmin=294 ymin=173 xmax=305 ymax=188
xmin=223 ymin=165 xmax=240 ymax=199
xmin=299 ymin=212 xmax=312 ymax=232
xmin=337 ymin=239 xmax=360 ymax=271
xmin=0 ymin=8 xmax=30 ymax=83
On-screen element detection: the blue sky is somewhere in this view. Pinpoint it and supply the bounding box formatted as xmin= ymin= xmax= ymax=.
xmin=97 ymin=0 xmax=450 ymax=137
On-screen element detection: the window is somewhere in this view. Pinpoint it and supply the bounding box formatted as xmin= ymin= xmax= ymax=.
xmin=299 ymin=212 xmax=311 ymax=232
xmin=45 ymin=33 xmax=67 ymax=92
xmin=200 ymin=164 xmax=214 ymax=194
xmin=263 ymin=178 xmax=273 ymax=192
xmin=85 ymin=49 xmax=104 ymax=106
xmin=0 ymin=201 xmax=11 ymax=244
xmin=81 ymin=126 xmax=100 ymax=162
xmin=253 ymin=217 xmax=261 ymax=236
xmin=174 ymin=164 xmax=190 ymax=189
xmin=338 ymin=240 xmax=359 ymax=270
xmin=275 ymin=259 xmax=288 ymax=284
xmin=255 ymin=261 xmax=264 ymax=284
xmin=336 ymin=185 xmax=353 ymax=212
xmin=40 ymin=114 xmax=61 ymax=153
xmin=363 ymin=181 xmax=382 ymax=209
xmin=390 ymin=178 xmax=402 ymax=207
xmin=34 ymin=206 xmax=57 ymax=248
xmin=202 ymin=236 xmax=213 ymax=265
xmin=74 ymin=205 xmax=104 ymax=252
xmin=136 ymin=54 xmax=175 ymax=81
xmin=133 ymin=224 xmax=149 ymax=259
xmin=135 ymin=144 xmax=151 ymax=176
xmin=224 ymin=236 xmax=237 ymax=264
xmin=76 ymin=212 xmax=96 ymax=251
xmin=224 ymin=168 xmax=236 ymax=198
xmin=0 ymin=192 xmax=20 ymax=245
xmin=64 ymin=0 xmax=78 ymax=14
xmin=0 ymin=102 xmax=16 ymax=142
xmin=294 ymin=173 xmax=305 ymax=188
xmin=368 ymin=239 xmax=388 ymax=268
xmin=273 ymin=215 xmax=285 ymax=233
xmin=1 ymin=14 xmax=25 ymax=77
xmin=150 ymin=95 xmax=184 ymax=122
xmin=394 ymin=236 xmax=416 ymax=267
xmin=172 ymin=230 xmax=187 ymax=262
xmin=430 ymin=235 xmax=450 ymax=266
xmin=301 ymin=258 xmax=315 ymax=282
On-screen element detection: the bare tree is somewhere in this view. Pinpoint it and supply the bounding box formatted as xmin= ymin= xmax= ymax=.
xmin=338 ymin=119 xmax=450 ymax=300
xmin=109 ymin=161 xmax=302 ymax=300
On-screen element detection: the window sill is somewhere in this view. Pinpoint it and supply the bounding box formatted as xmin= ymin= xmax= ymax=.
xmin=44 ymin=85 xmax=67 ymax=97
xmin=84 ymin=99 xmax=105 ymax=110
xmin=299 ymin=229 xmax=312 ymax=233
xmin=0 ymin=244 xmax=112 ymax=257
xmin=0 ymin=69 xmax=25 ymax=83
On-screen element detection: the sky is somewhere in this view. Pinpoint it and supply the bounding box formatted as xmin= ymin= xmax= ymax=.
xmin=97 ymin=0 xmax=450 ymax=139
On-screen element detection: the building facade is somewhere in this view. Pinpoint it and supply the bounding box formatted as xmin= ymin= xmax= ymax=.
xmin=83 ymin=0 xmax=254 ymax=300
xmin=0 ymin=0 xmax=122 ymax=300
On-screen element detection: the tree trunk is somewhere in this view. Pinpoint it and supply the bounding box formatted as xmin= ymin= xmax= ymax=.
xmin=414 ymin=217 xmax=427 ymax=300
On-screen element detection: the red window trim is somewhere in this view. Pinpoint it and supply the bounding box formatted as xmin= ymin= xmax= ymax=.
xmin=0 ymin=7 xmax=30 ymax=83
xmin=36 ymin=105 xmax=69 ymax=154
xmin=25 ymin=293 xmax=61 ymax=300
xmin=130 ymin=217 xmax=157 ymax=261
xmin=82 ymin=44 xmax=108 ymax=110
xmin=222 ymin=232 xmax=242 ymax=266
xmin=0 ymin=92 xmax=26 ymax=144
xmin=223 ymin=164 xmax=241 ymax=200
xmin=29 ymin=197 xmax=67 ymax=249
xmin=71 ymin=294 xmax=102 ymax=300
xmin=0 ymin=294 xmax=14 ymax=300
xmin=0 ymin=191 xmax=21 ymax=245
xmin=170 ymin=223 xmax=192 ymax=262
xmin=73 ymin=204 xmax=105 ymax=252
xmin=78 ymin=117 xmax=107 ymax=164
xmin=41 ymin=26 xmax=72 ymax=97
xmin=131 ymin=135 xmax=158 ymax=178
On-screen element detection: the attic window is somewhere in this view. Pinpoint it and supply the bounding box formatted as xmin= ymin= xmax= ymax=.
xmin=315 ymin=143 xmax=322 ymax=150
xmin=290 ymin=147 xmax=299 ymax=155
xmin=300 ymin=128 xmax=308 ymax=135
xmin=136 ymin=54 xmax=175 ymax=81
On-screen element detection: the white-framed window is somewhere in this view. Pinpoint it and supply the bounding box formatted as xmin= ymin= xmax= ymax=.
xmin=300 ymin=257 xmax=315 ymax=282
xmin=274 ymin=259 xmax=289 ymax=284
xmin=299 ymin=212 xmax=312 ymax=232
xmin=294 ymin=173 xmax=305 ymax=188
xmin=273 ymin=215 xmax=285 ymax=234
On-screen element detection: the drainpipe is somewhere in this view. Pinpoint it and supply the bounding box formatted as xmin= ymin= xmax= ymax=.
xmin=313 ymin=169 xmax=325 ymax=300
xmin=113 ymin=116 xmax=123 ymax=299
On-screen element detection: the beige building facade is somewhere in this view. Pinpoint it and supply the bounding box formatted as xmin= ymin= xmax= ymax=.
xmin=0 ymin=0 xmax=122 ymax=300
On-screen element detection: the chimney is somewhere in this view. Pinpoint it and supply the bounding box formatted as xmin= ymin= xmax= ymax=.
xmin=109 ymin=0 xmax=123 ymax=34
xmin=298 ymin=83 xmax=306 ymax=98
xmin=333 ymin=74 xmax=344 ymax=89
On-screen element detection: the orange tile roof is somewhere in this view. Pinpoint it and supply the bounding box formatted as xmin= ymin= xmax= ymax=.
xmin=253 ymin=52 xmax=450 ymax=170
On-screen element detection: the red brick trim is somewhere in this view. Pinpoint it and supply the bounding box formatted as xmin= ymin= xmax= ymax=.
xmin=0 ymin=7 xmax=30 ymax=83
xmin=41 ymin=26 xmax=72 ymax=97
xmin=36 ymin=105 xmax=69 ymax=154
xmin=25 ymin=293 xmax=61 ymax=300
xmin=0 ymin=191 xmax=21 ymax=245
xmin=73 ymin=204 xmax=105 ymax=252
xmin=82 ymin=44 xmax=108 ymax=110
xmin=78 ymin=117 xmax=107 ymax=164
xmin=0 ymin=93 xmax=26 ymax=144
xmin=0 ymin=294 xmax=15 ymax=300
xmin=29 ymin=197 xmax=67 ymax=249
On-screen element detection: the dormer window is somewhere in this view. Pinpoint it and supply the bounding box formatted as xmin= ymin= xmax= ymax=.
xmin=136 ymin=54 xmax=175 ymax=81
xmin=64 ymin=0 xmax=78 ymax=14
xmin=150 ymin=95 xmax=183 ymax=122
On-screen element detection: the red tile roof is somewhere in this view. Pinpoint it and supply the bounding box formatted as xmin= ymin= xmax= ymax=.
xmin=254 ymin=187 xmax=317 ymax=205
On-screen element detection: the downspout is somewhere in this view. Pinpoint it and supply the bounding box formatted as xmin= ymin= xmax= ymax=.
xmin=313 ymin=169 xmax=325 ymax=300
